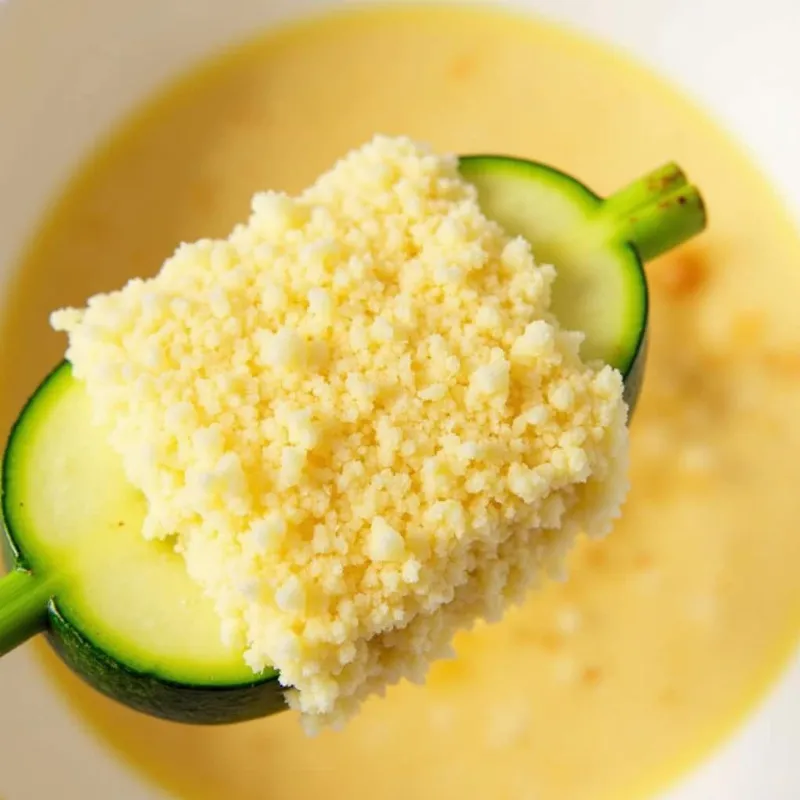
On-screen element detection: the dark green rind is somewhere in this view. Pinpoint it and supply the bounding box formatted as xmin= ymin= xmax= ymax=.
xmin=621 ymin=329 xmax=647 ymax=417
xmin=0 ymin=362 xmax=60 ymax=580
xmin=46 ymin=605 xmax=286 ymax=725
xmin=613 ymin=242 xmax=648 ymax=416
xmin=1 ymin=360 xmax=64 ymax=573
xmin=460 ymin=154 xmax=601 ymax=208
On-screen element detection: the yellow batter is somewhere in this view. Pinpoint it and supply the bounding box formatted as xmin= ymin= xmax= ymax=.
xmin=2 ymin=6 xmax=799 ymax=800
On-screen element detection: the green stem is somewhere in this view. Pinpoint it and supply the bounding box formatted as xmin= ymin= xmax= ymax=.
xmin=0 ymin=568 xmax=52 ymax=656
xmin=597 ymin=163 xmax=707 ymax=261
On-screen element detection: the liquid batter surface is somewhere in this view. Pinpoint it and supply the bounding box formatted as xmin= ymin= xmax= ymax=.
xmin=2 ymin=6 xmax=800 ymax=800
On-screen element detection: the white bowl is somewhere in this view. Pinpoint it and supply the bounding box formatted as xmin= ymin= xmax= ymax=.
xmin=0 ymin=1 xmax=798 ymax=798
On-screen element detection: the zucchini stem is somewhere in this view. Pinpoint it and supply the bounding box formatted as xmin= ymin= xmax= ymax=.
xmin=0 ymin=568 xmax=51 ymax=656
xmin=599 ymin=163 xmax=707 ymax=261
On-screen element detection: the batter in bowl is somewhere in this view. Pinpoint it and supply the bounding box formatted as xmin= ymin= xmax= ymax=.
xmin=1 ymin=6 xmax=798 ymax=799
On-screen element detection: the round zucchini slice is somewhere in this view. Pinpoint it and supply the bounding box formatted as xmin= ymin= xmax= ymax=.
xmin=1 ymin=363 xmax=283 ymax=724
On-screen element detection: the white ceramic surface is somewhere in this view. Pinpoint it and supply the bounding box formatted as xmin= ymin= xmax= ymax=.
xmin=0 ymin=0 xmax=798 ymax=797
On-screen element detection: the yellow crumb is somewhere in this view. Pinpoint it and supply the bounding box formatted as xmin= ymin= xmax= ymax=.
xmin=51 ymin=135 xmax=629 ymax=731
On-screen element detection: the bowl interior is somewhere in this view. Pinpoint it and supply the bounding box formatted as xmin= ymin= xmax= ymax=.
xmin=0 ymin=1 xmax=798 ymax=798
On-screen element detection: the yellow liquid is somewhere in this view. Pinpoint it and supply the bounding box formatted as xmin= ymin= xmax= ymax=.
xmin=3 ymin=6 xmax=800 ymax=800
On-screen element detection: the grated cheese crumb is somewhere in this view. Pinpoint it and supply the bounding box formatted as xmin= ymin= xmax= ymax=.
xmin=50 ymin=135 xmax=629 ymax=732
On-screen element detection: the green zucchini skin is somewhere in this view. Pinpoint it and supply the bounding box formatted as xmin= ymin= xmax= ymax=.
xmin=621 ymin=329 xmax=647 ymax=417
xmin=46 ymin=605 xmax=286 ymax=725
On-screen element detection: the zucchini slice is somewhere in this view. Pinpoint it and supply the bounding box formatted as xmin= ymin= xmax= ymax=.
xmin=1 ymin=363 xmax=283 ymax=724
xmin=459 ymin=157 xmax=705 ymax=408
xmin=0 ymin=157 xmax=706 ymax=724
